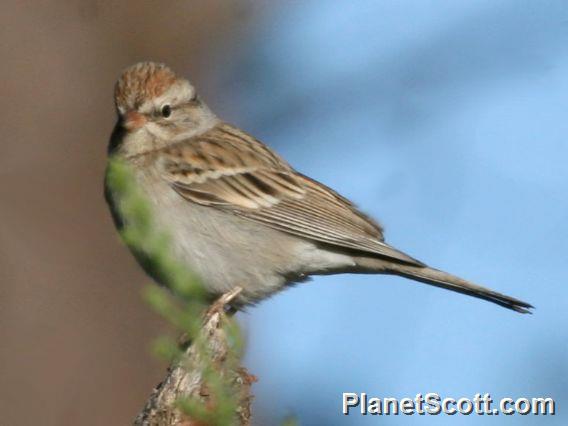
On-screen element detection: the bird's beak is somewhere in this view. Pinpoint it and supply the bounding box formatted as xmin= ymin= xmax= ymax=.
xmin=123 ymin=111 xmax=147 ymax=131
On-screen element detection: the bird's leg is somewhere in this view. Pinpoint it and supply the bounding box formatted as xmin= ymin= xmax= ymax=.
xmin=205 ymin=286 xmax=243 ymax=320
xmin=178 ymin=286 xmax=243 ymax=349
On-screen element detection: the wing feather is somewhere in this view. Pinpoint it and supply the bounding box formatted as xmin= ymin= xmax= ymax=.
xmin=160 ymin=123 xmax=423 ymax=266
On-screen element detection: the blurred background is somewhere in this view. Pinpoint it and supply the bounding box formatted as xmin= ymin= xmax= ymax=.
xmin=1 ymin=1 xmax=567 ymax=425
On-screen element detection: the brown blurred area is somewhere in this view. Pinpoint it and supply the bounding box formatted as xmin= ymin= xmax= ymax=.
xmin=0 ymin=2 xmax=259 ymax=425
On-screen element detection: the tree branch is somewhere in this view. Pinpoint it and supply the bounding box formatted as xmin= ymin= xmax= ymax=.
xmin=134 ymin=287 xmax=255 ymax=426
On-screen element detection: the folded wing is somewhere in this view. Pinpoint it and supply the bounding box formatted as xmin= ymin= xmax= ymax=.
xmin=159 ymin=123 xmax=423 ymax=266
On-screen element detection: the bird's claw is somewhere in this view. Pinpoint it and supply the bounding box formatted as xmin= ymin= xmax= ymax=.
xmin=205 ymin=286 xmax=243 ymax=320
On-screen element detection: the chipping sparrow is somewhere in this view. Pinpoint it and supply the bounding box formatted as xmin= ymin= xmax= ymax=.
xmin=105 ymin=62 xmax=532 ymax=313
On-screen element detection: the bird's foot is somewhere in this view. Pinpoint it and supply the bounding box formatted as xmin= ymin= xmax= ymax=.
xmin=178 ymin=286 xmax=243 ymax=349
xmin=205 ymin=286 xmax=243 ymax=320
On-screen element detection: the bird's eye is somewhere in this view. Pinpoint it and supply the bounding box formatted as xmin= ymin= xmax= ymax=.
xmin=161 ymin=105 xmax=172 ymax=118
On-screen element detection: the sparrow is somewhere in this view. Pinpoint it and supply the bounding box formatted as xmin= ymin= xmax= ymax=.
xmin=105 ymin=62 xmax=533 ymax=313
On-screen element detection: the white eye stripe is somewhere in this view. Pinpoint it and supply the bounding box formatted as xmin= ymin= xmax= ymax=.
xmin=153 ymin=80 xmax=195 ymax=104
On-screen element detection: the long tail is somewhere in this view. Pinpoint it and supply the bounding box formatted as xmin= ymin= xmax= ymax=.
xmin=353 ymin=255 xmax=533 ymax=313
xmin=386 ymin=263 xmax=533 ymax=314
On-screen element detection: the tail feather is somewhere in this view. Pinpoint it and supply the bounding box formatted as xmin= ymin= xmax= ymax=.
xmin=387 ymin=263 xmax=533 ymax=314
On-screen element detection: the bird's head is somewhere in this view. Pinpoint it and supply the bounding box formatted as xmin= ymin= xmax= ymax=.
xmin=112 ymin=62 xmax=217 ymax=155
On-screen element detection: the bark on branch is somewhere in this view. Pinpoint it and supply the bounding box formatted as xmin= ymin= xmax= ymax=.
xmin=134 ymin=287 xmax=255 ymax=426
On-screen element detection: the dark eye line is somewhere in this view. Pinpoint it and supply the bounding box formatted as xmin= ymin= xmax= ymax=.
xmin=156 ymin=96 xmax=199 ymax=118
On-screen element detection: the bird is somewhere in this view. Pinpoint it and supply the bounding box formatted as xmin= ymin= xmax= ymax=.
xmin=105 ymin=62 xmax=533 ymax=314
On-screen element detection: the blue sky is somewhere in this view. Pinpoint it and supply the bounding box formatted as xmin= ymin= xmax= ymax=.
xmin=210 ymin=2 xmax=567 ymax=424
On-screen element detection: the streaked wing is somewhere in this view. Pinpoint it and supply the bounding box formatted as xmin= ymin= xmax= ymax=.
xmin=159 ymin=123 xmax=422 ymax=266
